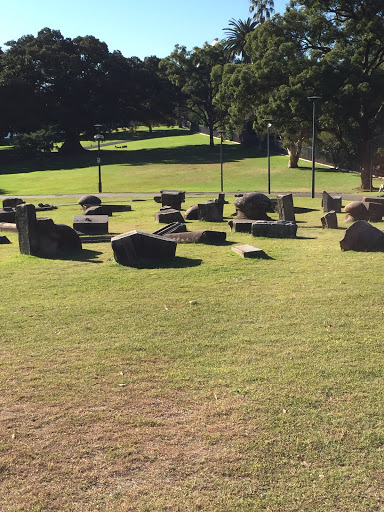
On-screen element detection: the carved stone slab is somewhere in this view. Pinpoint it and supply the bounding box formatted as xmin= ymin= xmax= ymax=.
xmin=232 ymin=245 xmax=270 ymax=259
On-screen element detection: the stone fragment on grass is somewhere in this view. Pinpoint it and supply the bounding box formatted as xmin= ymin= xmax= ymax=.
xmin=73 ymin=215 xmax=109 ymax=235
xmin=155 ymin=209 xmax=184 ymax=223
xmin=0 ymin=235 xmax=11 ymax=244
xmin=227 ymin=219 xmax=254 ymax=233
xmin=234 ymin=193 xmax=272 ymax=220
xmin=3 ymin=197 xmax=24 ymax=208
xmin=251 ymin=220 xmax=297 ymax=238
xmin=78 ymin=195 xmax=102 ymax=207
xmin=321 ymin=211 xmax=338 ymax=229
xmin=232 ymin=245 xmax=270 ymax=259
xmin=111 ymin=230 xmax=177 ymax=266
xmin=340 ymin=220 xmax=384 ymax=251
xmin=197 ymin=202 xmax=223 ymax=222
xmin=322 ymin=191 xmax=342 ymax=213
xmin=344 ymin=201 xmax=368 ymax=222
xmin=164 ymin=230 xmax=226 ymax=244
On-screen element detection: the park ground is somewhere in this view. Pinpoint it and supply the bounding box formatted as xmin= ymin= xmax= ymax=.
xmin=0 ymin=128 xmax=383 ymax=511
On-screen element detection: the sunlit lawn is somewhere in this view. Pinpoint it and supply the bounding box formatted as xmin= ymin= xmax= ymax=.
xmin=1 ymin=194 xmax=384 ymax=510
xmin=0 ymin=127 xmax=378 ymax=196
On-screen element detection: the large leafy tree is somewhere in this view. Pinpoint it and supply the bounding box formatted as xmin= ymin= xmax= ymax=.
xmin=0 ymin=28 xmax=174 ymax=154
xmin=249 ymin=0 xmax=275 ymax=24
xmin=223 ymin=18 xmax=258 ymax=63
xmin=161 ymin=43 xmax=229 ymax=146
xmin=288 ymin=0 xmax=384 ymax=189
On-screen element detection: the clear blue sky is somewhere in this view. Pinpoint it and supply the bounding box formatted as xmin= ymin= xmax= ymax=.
xmin=1 ymin=0 xmax=289 ymax=60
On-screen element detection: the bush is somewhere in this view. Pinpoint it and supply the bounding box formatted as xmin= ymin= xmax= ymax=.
xmin=13 ymin=128 xmax=58 ymax=158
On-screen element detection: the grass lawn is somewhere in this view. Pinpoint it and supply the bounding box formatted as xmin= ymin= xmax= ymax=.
xmin=1 ymin=195 xmax=384 ymax=511
xmin=1 ymin=127 xmax=381 ymax=195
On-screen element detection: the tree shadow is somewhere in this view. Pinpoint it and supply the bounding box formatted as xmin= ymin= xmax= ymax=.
xmin=0 ymin=143 xmax=265 ymax=175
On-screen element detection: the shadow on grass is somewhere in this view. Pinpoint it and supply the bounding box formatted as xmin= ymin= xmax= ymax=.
xmin=104 ymin=128 xmax=194 ymax=142
xmin=0 ymin=143 xmax=265 ymax=176
xmin=55 ymin=248 xmax=104 ymax=263
xmin=132 ymin=256 xmax=203 ymax=269
xmin=294 ymin=207 xmax=321 ymax=214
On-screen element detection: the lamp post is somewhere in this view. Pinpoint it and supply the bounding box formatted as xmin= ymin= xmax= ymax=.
xmin=307 ymin=96 xmax=321 ymax=198
xmin=264 ymin=119 xmax=273 ymax=194
xmin=218 ymin=130 xmax=226 ymax=193
xmin=94 ymin=124 xmax=104 ymax=193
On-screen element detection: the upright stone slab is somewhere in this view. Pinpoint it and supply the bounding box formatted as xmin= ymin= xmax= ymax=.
xmin=340 ymin=220 xmax=384 ymax=251
xmin=276 ymin=193 xmax=296 ymax=222
xmin=323 ymin=191 xmax=342 ymax=213
xmin=198 ymin=202 xmax=223 ymax=222
xmin=15 ymin=203 xmax=39 ymax=255
xmin=321 ymin=211 xmax=338 ymax=229
xmin=251 ymin=220 xmax=297 ymax=238
xmin=217 ymin=193 xmax=226 ymax=217
xmin=111 ymin=230 xmax=177 ymax=266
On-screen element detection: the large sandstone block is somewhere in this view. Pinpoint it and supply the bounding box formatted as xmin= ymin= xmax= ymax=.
xmin=164 ymin=230 xmax=226 ymax=244
xmin=155 ymin=209 xmax=184 ymax=223
xmin=251 ymin=220 xmax=297 ymax=238
xmin=340 ymin=220 xmax=384 ymax=251
xmin=73 ymin=215 xmax=109 ymax=235
xmin=111 ymin=230 xmax=177 ymax=266
xmin=228 ymin=219 xmax=254 ymax=233
xmin=198 ymin=202 xmax=223 ymax=222
xmin=234 ymin=193 xmax=272 ymax=220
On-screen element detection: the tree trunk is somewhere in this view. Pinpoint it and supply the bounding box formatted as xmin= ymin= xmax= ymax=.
xmin=209 ymin=123 xmax=215 ymax=147
xmin=286 ymin=141 xmax=302 ymax=168
xmin=60 ymin=132 xmax=86 ymax=155
xmin=148 ymin=123 xmax=153 ymax=133
xmin=359 ymin=139 xmax=372 ymax=190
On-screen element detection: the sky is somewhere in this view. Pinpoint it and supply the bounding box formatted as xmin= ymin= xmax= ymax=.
xmin=0 ymin=0 xmax=289 ymax=60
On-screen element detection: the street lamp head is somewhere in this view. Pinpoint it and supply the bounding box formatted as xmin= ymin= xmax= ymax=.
xmin=94 ymin=134 xmax=104 ymax=141
xmin=307 ymin=96 xmax=321 ymax=101
xmin=94 ymin=123 xmax=103 ymax=129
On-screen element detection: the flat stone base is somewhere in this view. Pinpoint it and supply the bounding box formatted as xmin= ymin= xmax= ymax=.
xmin=228 ymin=219 xmax=254 ymax=233
xmin=251 ymin=220 xmax=297 ymax=238
xmin=232 ymin=244 xmax=270 ymax=258
xmin=73 ymin=215 xmax=109 ymax=235
xmin=111 ymin=230 xmax=177 ymax=266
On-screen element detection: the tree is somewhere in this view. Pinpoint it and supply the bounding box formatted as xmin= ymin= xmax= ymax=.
xmin=223 ymin=18 xmax=258 ymax=63
xmin=289 ymin=0 xmax=384 ymax=189
xmin=249 ymin=0 xmax=275 ymax=24
xmin=161 ymin=43 xmax=229 ymax=146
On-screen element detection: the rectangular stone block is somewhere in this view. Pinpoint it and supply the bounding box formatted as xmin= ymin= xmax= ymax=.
xmin=198 ymin=202 xmax=223 ymax=222
xmin=73 ymin=215 xmax=109 ymax=235
xmin=155 ymin=209 xmax=184 ymax=223
xmin=251 ymin=220 xmax=297 ymax=238
xmin=164 ymin=230 xmax=226 ymax=244
xmin=276 ymin=193 xmax=295 ymax=222
xmin=111 ymin=230 xmax=177 ymax=266
xmin=161 ymin=191 xmax=185 ymax=210
xmin=153 ymin=222 xmax=187 ymax=236
xmin=232 ymin=245 xmax=270 ymax=258
xmin=0 ymin=209 xmax=16 ymax=223
xmin=323 ymin=191 xmax=342 ymax=213
xmin=228 ymin=219 xmax=255 ymax=233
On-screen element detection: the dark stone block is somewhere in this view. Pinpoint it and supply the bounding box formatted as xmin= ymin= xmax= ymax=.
xmin=251 ymin=220 xmax=297 ymax=238
xmin=161 ymin=191 xmax=185 ymax=210
xmin=155 ymin=209 xmax=185 ymax=223
xmin=153 ymin=195 xmax=162 ymax=203
xmin=78 ymin=195 xmax=102 ymax=206
xmin=73 ymin=215 xmax=109 ymax=234
xmin=198 ymin=202 xmax=223 ymax=222
xmin=0 ymin=235 xmax=11 ymax=244
xmin=111 ymin=230 xmax=177 ymax=266
xmin=55 ymin=224 xmax=82 ymax=253
xmin=3 ymin=197 xmax=24 ymax=208
xmin=276 ymin=193 xmax=296 ymax=222
xmin=323 ymin=191 xmax=342 ymax=213
xmin=83 ymin=205 xmax=113 ymax=216
xmin=366 ymin=202 xmax=383 ymax=222
xmin=321 ymin=211 xmax=338 ymax=229
xmin=164 ymin=230 xmax=226 ymax=244
xmin=340 ymin=220 xmax=384 ymax=251
xmin=102 ymin=204 xmax=132 ymax=212
xmin=228 ymin=219 xmax=255 ymax=233
xmin=234 ymin=193 xmax=272 ymax=220
xmin=0 ymin=209 xmax=16 ymax=223
xmin=15 ymin=203 xmax=39 ymax=255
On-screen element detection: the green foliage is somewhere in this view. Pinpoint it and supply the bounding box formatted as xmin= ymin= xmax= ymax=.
xmin=223 ymin=18 xmax=258 ymax=63
xmin=12 ymin=128 xmax=58 ymax=158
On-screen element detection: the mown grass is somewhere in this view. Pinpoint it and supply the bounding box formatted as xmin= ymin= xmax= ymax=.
xmin=0 ymin=127 xmax=381 ymax=195
xmin=1 ymin=196 xmax=384 ymax=511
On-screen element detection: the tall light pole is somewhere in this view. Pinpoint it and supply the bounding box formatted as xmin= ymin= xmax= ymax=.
xmin=264 ymin=119 xmax=273 ymax=195
xmin=218 ymin=130 xmax=225 ymax=193
xmin=307 ymin=96 xmax=321 ymax=198
xmin=94 ymin=124 xmax=104 ymax=193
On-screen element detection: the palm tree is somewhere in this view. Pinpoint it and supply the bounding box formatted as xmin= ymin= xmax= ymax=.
xmin=249 ymin=0 xmax=275 ymax=24
xmin=223 ymin=18 xmax=258 ymax=63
